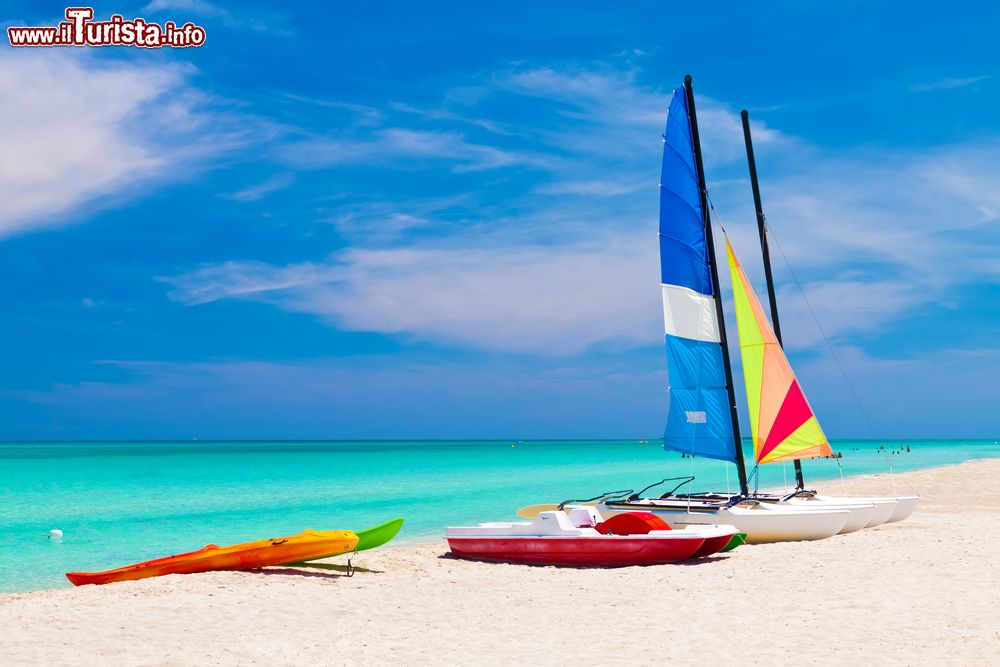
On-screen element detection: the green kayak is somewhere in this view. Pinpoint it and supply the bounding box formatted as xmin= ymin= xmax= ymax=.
xmin=354 ymin=517 xmax=404 ymax=552
xmin=720 ymin=532 xmax=748 ymax=552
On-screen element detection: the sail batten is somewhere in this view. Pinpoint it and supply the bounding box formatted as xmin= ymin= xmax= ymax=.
xmin=658 ymin=85 xmax=737 ymax=463
xmin=726 ymin=239 xmax=833 ymax=465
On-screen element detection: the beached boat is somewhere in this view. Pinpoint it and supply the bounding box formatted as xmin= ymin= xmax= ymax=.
xmin=447 ymin=507 xmax=737 ymax=566
xmin=591 ymin=76 xmax=851 ymax=542
xmin=66 ymin=528 xmax=359 ymax=586
xmin=729 ymin=113 xmax=918 ymax=523
xmin=597 ymin=498 xmax=849 ymax=544
xmin=630 ymin=237 xmax=911 ymax=532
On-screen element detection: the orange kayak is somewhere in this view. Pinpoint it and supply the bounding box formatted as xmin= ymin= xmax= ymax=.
xmin=66 ymin=529 xmax=359 ymax=586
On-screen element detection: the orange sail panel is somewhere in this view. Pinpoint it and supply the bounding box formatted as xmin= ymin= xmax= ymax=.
xmin=725 ymin=239 xmax=833 ymax=465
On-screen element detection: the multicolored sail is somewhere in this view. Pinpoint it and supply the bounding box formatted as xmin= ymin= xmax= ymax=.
xmin=658 ymin=85 xmax=736 ymax=462
xmin=725 ymin=239 xmax=833 ymax=464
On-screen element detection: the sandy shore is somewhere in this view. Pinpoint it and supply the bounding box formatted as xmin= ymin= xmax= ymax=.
xmin=3 ymin=460 xmax=998 ymax=666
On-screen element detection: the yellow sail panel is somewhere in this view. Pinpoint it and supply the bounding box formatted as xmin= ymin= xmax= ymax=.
xmin=726 ymin=239 xmax=833 ymax=464
xmin=759 ymin=416 xmax=827 ymax=464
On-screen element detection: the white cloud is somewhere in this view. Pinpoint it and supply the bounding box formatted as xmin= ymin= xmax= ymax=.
xmin=0 ymin=50 xmax=267 ymax=238
xmin=142 ymin=0 xmax=291 ymax=34
xmin=713 ymin=139 xmax=1000 ymax=352
xmin=535 ymin=179 xmax=644 ymax=197
xmin=164 ymin=62 xmax=999 ymax=360
xmin=164 ymin=234 xmax=662 ymax=355
xmin=222 ymin=173 xmax=295 ymax=202
xmin=769 ymin=279 xmax=926 ymax=351
xmin=491 ymin=66 xmax=783 ymax=165
xmin=909 ymin=75 xmax=991 ymax=93
xmin=278 ymin=128 xmax=554 ymax=173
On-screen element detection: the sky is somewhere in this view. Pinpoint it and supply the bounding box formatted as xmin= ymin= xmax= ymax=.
xmin=1 ymin=1 xmax=998 ymax=440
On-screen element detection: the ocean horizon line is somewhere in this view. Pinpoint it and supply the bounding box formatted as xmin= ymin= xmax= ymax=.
xmin=2 ymin=436 xmax=996 ymax=445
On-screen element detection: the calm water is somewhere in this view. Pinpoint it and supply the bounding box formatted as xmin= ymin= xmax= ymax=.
xmin=1 ymin=438 xmax=996 ymax=592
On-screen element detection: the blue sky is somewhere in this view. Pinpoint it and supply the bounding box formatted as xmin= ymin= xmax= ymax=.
xmin=1 ymin=1 xmax=998 ymax=439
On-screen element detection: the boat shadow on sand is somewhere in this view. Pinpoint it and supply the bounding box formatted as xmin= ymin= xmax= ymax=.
xmin=436 ymin=552 xmax=732 ymax=569
xmin=247 ymin=561 xmax=384 ymax=579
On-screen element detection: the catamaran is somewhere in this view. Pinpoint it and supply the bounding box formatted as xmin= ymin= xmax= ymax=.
xmin=521 ymin=77 xmax=915 ymax=540
xmin=592 ymin=75 xmax=857 ymax=543
xmin=729 ymin=110 xmax=918 ymax=525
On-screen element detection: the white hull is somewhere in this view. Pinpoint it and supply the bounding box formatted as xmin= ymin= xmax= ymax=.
xmin=597 ymin=500 xmax=850 ymax=544
xmin=886 ymin=495 xmax=919 ymax=522
xmin=811 ymin=494 xmax=918 ymax=524
xmin=780 ymin=498 xmax=877 ymax=533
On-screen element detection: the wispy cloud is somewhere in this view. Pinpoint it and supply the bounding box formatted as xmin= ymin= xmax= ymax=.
xmin=277 ymin=128 xmax=554 ymax=172
xmin=0 ymin=50 xmax=272 ymax=238
xmin=535 ymin=179 xmax=644 ymax=197
xmin=490 ymin=66 xmax=783 ymax=166
xmin=222 ymin=173 xmax=295 ymax=202
xmin=164 ymin=61 xmax=999 ymax=362
xmin=163 ymin=235 xmax=661 ymax=355
xmin=713 ymin=139 xmax=1000 ymax=351
xmin=909 ymin=75 xmax=991 ymax=93
xmin=142 ymin=0 xmax=292 ymax=35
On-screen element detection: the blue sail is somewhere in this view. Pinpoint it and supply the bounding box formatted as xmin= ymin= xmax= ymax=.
xmin=658 ymin=85 xmax=737 ymax=462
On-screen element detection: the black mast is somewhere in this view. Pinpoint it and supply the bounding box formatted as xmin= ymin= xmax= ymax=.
xmin=685 ymin=75 xmax=749 ymax=496
xmin=741 ymin=109 xmax=806 ymax=490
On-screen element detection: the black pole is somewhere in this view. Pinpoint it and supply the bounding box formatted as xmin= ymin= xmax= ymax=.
xmin=741 ymin=109 xmax=805 ymax=490
xmin=685 ymin=75 xmax=749 ymax=496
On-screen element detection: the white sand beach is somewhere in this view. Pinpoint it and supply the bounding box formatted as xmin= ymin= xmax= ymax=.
xmin=2 ymin=460 xmax=998 ymax=666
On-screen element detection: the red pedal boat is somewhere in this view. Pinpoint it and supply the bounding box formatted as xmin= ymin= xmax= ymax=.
xmin=446 ymin=507 xmax=736 ymax=566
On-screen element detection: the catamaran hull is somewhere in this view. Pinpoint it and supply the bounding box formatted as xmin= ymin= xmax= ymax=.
xmin=779 ymin=498 xmax=878 ymax=533
xmin=810 ymin=495 xmax=917 ymax=525
xmin=598 ymin=503 xmax=849 ymax=544
xmin=886 ymin=495 xmax=919 ymax=522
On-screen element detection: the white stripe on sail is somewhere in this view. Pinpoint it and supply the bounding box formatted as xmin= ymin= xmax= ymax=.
xmin=661 ymin=283 xmax=721 ymax=343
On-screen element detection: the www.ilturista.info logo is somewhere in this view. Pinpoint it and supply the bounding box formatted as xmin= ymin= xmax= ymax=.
xmin=8 ymin=7 xmax=206 ymax=48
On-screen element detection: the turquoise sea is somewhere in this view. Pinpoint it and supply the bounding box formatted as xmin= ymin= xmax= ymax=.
xmin=2 ymin=439 xmax=997 ymax=593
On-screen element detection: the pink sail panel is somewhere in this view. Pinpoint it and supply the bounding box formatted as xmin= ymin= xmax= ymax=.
xmin=726 ymin=239 xmax=833 ymax=465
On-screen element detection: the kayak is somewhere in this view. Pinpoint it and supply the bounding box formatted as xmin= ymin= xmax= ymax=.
xmin=446 ymin=507 xmax=737 ymax=567
xmin=285 ymin=518 xmax=405 ymax=566
xmin=66 ymin=529 xmax=358 ymax=586
xmin=354 ymin=517 xmax=404 ymax=552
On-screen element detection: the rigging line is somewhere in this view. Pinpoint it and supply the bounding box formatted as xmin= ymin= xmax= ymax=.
xmin=762 ymin=221 xmax=880 ymax=439
xmin=836 ymin=457 xmax=848 ymax=495
xmin=707 ymin=193 xmax=771 ymax=325
xmin=705 ymin=191 xmax=728 ymax=235
xmin=880 ymin=447 xmax=900 ymax=495
xmin=687 ymin=454 xmax=694 ymax=512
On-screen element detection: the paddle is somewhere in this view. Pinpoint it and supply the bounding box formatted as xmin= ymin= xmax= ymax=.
xmin=516 ymin=487 xmax=639 ymax=519
xmin=515 ymin=504 xmax=561 ymax=519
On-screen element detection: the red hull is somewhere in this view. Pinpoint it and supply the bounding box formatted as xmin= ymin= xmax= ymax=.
xmin=447 ymin=536 xmax=705 ymax=566
xmin=690 ymin=533 xmax=733 ymax=558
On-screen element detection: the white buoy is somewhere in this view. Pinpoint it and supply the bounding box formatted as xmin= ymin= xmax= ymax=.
xmin=49 ymin=529 xmax=63 ymax=539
